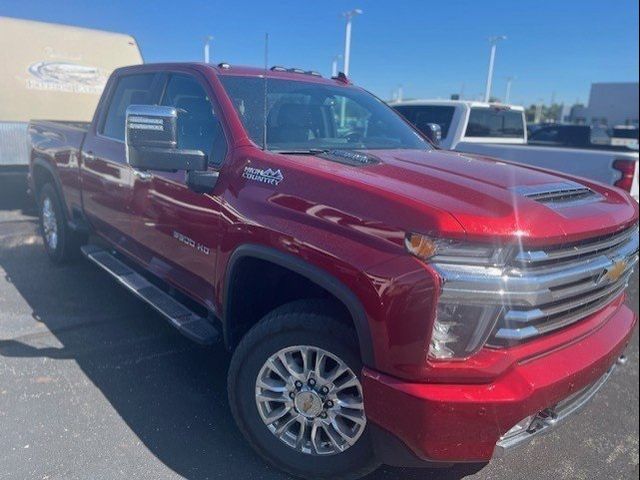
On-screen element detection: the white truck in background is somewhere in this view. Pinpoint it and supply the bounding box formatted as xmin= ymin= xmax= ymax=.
xmin=0 ymin=17 xmax=142 ymax=183
xmin=391 ymin=100 xmax=639 ymax=201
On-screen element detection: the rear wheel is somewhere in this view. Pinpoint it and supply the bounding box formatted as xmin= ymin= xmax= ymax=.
xmin=38 ymin=183 xmax=83 ymax=264
xmin=228 ymin=300 xmax=380 ymax=480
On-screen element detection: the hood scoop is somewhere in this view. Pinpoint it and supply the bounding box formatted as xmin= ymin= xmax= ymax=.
xmin=512 ymin=181 xmax=600 ymax=207
xmin=318 ymin=150 xmax=380 ymax=166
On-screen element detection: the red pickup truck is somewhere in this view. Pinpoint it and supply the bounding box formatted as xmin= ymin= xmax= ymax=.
xmin=28 ymin=63 xmax=639 ymax=479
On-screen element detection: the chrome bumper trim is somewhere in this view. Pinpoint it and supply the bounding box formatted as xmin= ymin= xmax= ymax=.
xmin=493 ymin=356 xmax=626 ymax=456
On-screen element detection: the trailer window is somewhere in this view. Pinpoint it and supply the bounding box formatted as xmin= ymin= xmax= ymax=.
xmin=465 ymin=108 xmax=524 ymax=138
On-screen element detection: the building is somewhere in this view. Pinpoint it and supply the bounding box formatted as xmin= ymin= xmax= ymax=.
xmin=585 ymin=82 xmax=639 ymax=126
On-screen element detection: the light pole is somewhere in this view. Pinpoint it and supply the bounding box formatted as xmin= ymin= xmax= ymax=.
xmin=504 ymin=76 xmax=515 ymax=104
xmin=484 ymin=35 xmax=506 ymax=102
xmin=331 ymin=54 xmax=342 ymax=77
xmin=204 ymin=35 xmax=213 ymax=63
xmin=341 ymin=9 xmax=362 ymax=126
xmin=342 ymin=9 xmax=362 ymax=77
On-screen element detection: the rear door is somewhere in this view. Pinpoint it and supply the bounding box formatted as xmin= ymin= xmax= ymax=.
xmin=130 ymin=72 xmax=228 ymax=306
xmin=81 ymin=72 xmax=161 ymax=258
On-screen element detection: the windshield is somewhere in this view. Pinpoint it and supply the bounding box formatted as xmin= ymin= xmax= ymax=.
xmin=219 ymin=75 xmax=430 ymax=152
xmin=465 ymin=108 xmax=525 ymax=138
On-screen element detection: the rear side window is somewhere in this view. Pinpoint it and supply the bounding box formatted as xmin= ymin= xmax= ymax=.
xmin=394 ymin=105 xmax=456 ymax=138
xmin=465 ymin=108 xmax=524 ymax=138
xmin=530 ymin=127 xmax=560 ymax=142
xmin=101 ymin=74 xmax=155 ymax=141
xmin=612 ymin=128 xmax=639 ymax=139
xmin=160 ymin=74 xmax=227 ymax=167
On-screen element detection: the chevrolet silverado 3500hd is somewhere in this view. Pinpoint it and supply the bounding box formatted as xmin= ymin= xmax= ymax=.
xmin=29 ymin=63 xmax=639 ymax=480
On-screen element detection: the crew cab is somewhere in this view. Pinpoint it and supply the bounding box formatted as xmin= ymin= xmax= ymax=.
xmin=391 ymin=100 xmax=640 ymax=201
xmin=29 ymin=63 xmax=638 ymax=480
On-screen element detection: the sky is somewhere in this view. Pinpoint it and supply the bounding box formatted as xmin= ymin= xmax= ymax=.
xmin=1 ymin=0 xmax=638 ymax=106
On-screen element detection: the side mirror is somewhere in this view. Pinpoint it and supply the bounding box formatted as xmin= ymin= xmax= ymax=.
xmin=421 ymin=123 xmax=442 ymax=146
xmin=125 ymin=105 xmax=207 ymax=172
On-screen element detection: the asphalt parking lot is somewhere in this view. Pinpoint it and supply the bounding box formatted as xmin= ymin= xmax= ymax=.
xmin=0 ymin=181 xmax=638 ymax=480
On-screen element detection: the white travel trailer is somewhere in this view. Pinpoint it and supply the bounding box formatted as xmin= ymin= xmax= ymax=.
xmin=0 ymin=17 xmax=143 ymax=181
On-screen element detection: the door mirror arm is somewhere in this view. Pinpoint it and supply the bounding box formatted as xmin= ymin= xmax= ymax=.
xmin=187 ymin=170 xmax=219 ymax=194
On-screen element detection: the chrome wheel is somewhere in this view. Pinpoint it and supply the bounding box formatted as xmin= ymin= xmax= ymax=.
xmin=41 ymin=196 xmax=58 ymax=250
xmin=255 ymin=345 xmax=366 ymax=456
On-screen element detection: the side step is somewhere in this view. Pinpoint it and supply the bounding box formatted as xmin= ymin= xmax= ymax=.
xmin=81 ymin=245 xmax=220 ymax=345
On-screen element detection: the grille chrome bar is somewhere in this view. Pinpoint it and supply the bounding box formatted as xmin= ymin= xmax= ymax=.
xmin=514 ymin=226 xmax=637 ymax=265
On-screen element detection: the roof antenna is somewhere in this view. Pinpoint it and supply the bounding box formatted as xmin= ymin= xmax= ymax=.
xmin=262 ymin=33 xmax=269 ymax=151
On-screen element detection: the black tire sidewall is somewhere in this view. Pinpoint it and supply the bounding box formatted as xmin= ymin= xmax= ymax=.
xmin=229 ymin=312 xmax=377 ymax=479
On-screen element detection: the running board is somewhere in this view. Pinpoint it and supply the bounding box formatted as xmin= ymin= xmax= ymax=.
xmin=81 ymin=245 xmax=220 ymax=345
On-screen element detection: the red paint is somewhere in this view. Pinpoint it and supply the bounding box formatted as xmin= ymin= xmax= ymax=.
xmin=29 ymin=63 xmax=639 ymax=464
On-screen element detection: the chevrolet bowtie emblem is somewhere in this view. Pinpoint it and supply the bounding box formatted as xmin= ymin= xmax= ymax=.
xmin=601 ymin=260 xmax=628 ymax=285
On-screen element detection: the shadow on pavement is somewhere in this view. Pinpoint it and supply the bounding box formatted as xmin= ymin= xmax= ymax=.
xmin=0 ymin=187 xmax=485 ymax=479
xmin=0 ymin=176 xmax=34 ymax=213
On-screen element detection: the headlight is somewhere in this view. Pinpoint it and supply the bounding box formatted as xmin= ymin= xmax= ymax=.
xmin=405 ymin=233 xmax=509 ymax=360
xmin=404 ymin=233 xmax=509 ymax=266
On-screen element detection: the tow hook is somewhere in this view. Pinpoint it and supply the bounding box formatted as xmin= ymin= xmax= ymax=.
xmin=616 ymin=354 xmax=628 ymax=366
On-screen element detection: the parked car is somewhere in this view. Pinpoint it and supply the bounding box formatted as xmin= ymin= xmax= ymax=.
xmin=391 ymin=100 xmax=639 ymax=200
xmin=29 ymin=63 xmax=638 ymax=480
xmin=0 ymin=17 xmax=142 ymax=184
xmin=610 ymin=125 xmax=639 ymax=150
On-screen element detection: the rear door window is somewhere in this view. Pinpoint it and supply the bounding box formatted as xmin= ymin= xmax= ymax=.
xmin=464 ymin=108 xmax=524 ymax=138
xmin=101 ymin=74 xmax=156 ymax=141
xmin=394 ymin=105 xmax=456 ymax=138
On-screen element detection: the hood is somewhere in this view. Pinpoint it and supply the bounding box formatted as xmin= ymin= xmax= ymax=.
xmin=282 ymin=149 xmax=638 ymax=247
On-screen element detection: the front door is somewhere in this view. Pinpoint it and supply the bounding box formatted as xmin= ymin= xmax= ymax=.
xmin=130 ymin=72 xmax=228 ymax=309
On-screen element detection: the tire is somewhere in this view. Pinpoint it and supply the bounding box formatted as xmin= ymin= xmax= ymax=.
xmin=228 ymin=300 xmax=380 ymax=480
xmin=38 ymin=183 xmax=83 ymax=264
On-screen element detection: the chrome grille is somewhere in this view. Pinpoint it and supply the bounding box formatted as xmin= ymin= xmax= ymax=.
xmin=436 ymin=225 xmax=639 ymax=345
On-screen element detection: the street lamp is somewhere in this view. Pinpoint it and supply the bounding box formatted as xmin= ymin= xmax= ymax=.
xmin=204 ymin=35 xmax=213 ymax=64
xmin=342 ymin=9 xmax=362 ymax=77
xmin=504 ymin=76 xmax=516 ymax=104
xmin=483 ymin=35 xmax=506 ymax=102
xmin=331 ymin=54 xmax=342 ymax=77
xmin=341 ymin=9 xmax=362 ymax=126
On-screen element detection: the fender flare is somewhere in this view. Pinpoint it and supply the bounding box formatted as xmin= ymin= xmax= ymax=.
xmin=224 ymin=244 xmax=376 ymax=367
xmin=31 ymin=158 xmax=71 ymax=222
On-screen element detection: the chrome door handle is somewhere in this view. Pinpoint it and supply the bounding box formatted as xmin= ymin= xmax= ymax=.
xmin=133 ymin=169 xmax=153 ymax=181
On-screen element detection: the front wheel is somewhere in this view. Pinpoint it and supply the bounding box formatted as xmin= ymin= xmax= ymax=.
xmin=228 ymin=300 xmax=380 ymax=480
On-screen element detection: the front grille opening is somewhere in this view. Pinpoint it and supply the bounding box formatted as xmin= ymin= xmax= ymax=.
xmin=490 ymin=285 xmax=626 ymax=347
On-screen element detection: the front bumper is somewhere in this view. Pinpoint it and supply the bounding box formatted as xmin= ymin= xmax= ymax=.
xmin=493 ymin=354 xmax=626 ymax=455
xmin=362 ymin=302 xmax=636 ymax=464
